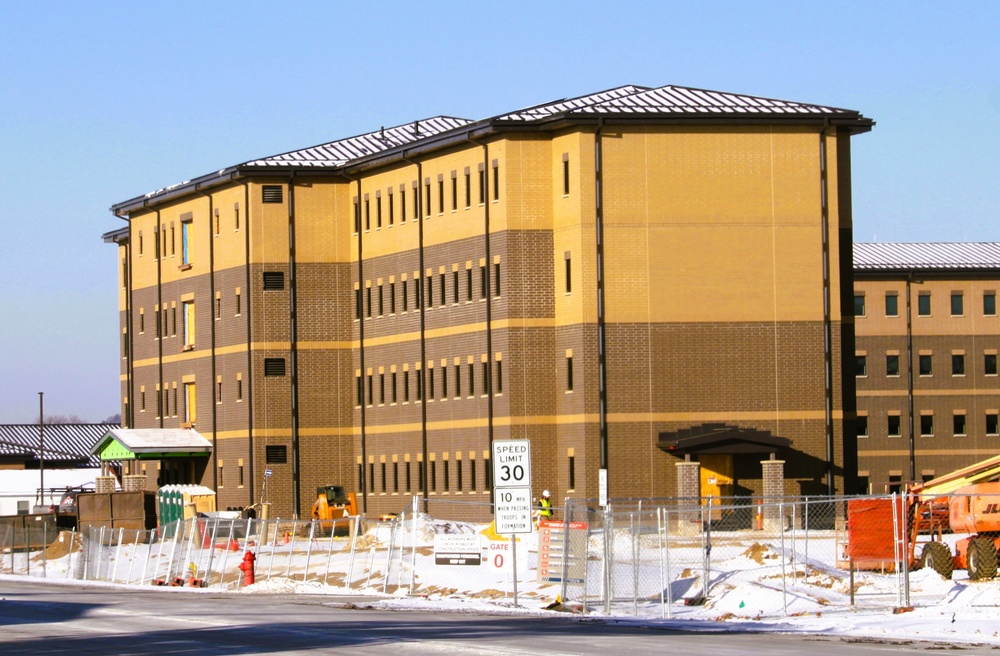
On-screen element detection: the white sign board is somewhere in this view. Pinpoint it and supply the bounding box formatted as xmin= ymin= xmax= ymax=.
xmin=483 ymin=538 xmax=528 ymax=574
xmin=494 ymin=486 xmax=533 ymax=535
xmin=599 ymin=468 xmax=608 ymax=507
xmin=492 ymin=439 xmax=531 ymax=489
xmin=433 ymin=534 xmax=482 ymax=566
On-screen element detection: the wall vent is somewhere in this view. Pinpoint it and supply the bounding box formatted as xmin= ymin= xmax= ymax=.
xmin=262 ymin=185 xmax=283 ymax=203
xmin=264 ymin=358 xmax=287 ymax=377
xmin=262 ymin=271 xmax=285 ymax=290
xmin=265 ymin=445 xmax=287 ymax=464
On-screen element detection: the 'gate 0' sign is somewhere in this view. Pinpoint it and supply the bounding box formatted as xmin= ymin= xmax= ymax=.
xmin=492 ymin=439 xmax=531 ymax=489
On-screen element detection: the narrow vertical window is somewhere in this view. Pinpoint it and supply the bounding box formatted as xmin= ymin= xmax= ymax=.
xmin=426 ymin=274 xmax=433 ymax=308
xmin=428 ymin=368 xmax=435 ymax=400
xmin=367 ymin=374 xmax=373 ymax=406
xmin=430 ymin=461 xmax=437 ymax=491
xmin=562 ymin=154 xmax=570 ymax=195
xmin=353 ymin=199 xmax=360 ymax=233
xmin=414 ymin=278 xmax=421 ymax=309
xmin=494 ymin=262 xmax=501 ymax=297
xmin=413 ymin=183 xmax=420 ymax=220
xmin=416 ymin=369 xmax=423 ymax=401
xmin=388 ymin=191 xmax=394 ymax=226
xmin=234 ymin=203 xmax=240 ymax=231
xmin=393 ymin=462 xmax=399 ymax=493
xmin=454 ymin=364 xmax=461 ymax=398
xmin=379 ymin=373 xmax=385 ymax=404
xmin=182 ymin=300 xmax=195 ymax=348
xmin=216 ymin=377 xmax=222 ymax=403
xmin=214 ymin=295 xmax=221 ymax=320
xmin=951 ymin=292 xmax=964 ymax=316
xmin=437 ymin=177 xmax=444 ymax=214
xmin=425 ymin=180 xmax=431 ymax=217
xmin=235 ymin=290 xmax=241 ymax=316
xmin=496 ymin=359 xmax=503 ymax=394
xmin=355 ymin=289 xmax=362 ymax=320
xmin=381 ymin=462 xmax=387 ymax=492
xmin=464 ymin=169 xmax=471 ymax=208
xmin=567 ymin=355 xmax=575 ymax=391
xmin=400 ymin=187 xmax=406 ymax=222
xmin=369 ymin=463 xmax=375 ymax=492
xmin=406 ymin=461 xmax=411 ymax=492
xmin=482 ymin=362 xmax=489 ymax=395
xmin=457 ymin=460 xmax=463 ymax=492
xmin=364 ymin=197 xmax=370 ymax=231
xmin=443 ymin=461 xmax=450 ymax=492
xmin=439 ymin=273 xmax=446 ymax=306
xmin=441 ymin=366 xmax=448 ymax=399
xmin=492 ymin=161 xmax=499 ymax=201
xmin=402 ymin=279 xmax=408 ymax=311
xmin=236 ymin=374 xmax=243 ymax=401
xmin=466 ymin=268 xmax=473 ymax=301
xmin=376 ymin=195 xmax=382 ymax=228
xmin=470 ymin=460 xmax=477 ymax=491
xmin=390 ymin=282 xmax=396 ymax=314
xmin=366 ymin=287 xmax=372 ymax=318
xmin=183 ymin=382 xmax=196 ymax=424
xmin=214 ymin=209 xmax=220 ymax=236
xmin=569 ymin=455 xmax=576 ymax=489
xmin=480 ymin=265 xmax=487 ymax=299
xmin=451 ymin=174 xmax=457 ymax=210
xmin=452 ymin=271 xmax=459 ymax=304
xmin=478 ymin=167 xmax=486 ymax=204
xmin=378 ymin=284 xmax=384 ymax=316
xmin=468 ymin=363 xmax=475 ymax=396
xmin=404 ymin=370 xmax=410 ymax=402
xmin=565 ymin=255 xmax=572 ymax=293
xmin=391 ymin=372 xmax=398 ymax=403
xmin=181 ymin=218 xmax=191 ymax=265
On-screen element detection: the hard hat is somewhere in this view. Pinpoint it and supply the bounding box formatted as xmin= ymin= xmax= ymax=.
xmin=543 ymin=490 xmax=550 ymax=497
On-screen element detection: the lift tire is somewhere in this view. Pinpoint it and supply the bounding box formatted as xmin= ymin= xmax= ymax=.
xmin=966 ymin=537 xmax=998 ymax=581
xmin=921 ymin=541 xmax=954 ymax=579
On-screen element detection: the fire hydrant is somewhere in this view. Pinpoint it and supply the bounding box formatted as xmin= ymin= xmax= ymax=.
xmin=237 ymin=550 xmax=256 ymax=587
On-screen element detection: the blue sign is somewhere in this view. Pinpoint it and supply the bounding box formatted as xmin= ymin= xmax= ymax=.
xmin=264 ymin=468 xmax=273 ymax=477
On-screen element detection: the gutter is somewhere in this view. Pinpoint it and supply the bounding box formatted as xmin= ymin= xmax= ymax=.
xmin=342 ymin=171 xmax=368 ymax=514
xmin=194 ymin=186 xmax=218 ymax=494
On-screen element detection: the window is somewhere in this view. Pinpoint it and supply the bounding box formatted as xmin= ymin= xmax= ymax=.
xmin=886 ymin=354 xmax=900 ymax=377
xmin=482 ymin=362 xmax=489 ymax=395
xmin=451 ymin=174 xmax=457 ymax=210
xmin=854 ymin=294 xmax=865 ymax=317
xmin=262 ymin=272 xmax=285 ymax=290
xmin=986 ymin=354 xmax=998 ymax=376
xmin=985 ymin=292 xmax=997 ymax=316
xmin=388 ymin=191 xmax=394 ymax=226
xmin=214 ymin=209 xmax=220 ymax=236
xmin=952 ymin=354 xmax=966 ymax=376
xmin=440 ymin=273 xmax=446 ymax=306
xmin=855 ymin=355 xmax=867 ymax=377
xmin=567 ymin=356 xmax=575 ymax=391
xmin=235 ymin=290 xmax=241 ymax=316
xmin=438 ymin=178 xmax=444 ymax=214
xmin=416 ymin=368 xmax=422 ymax=401
xmin=182 ymin=300 xmax=195 ymax=348
xmin=379 ymin=373 xmax=385 ymax=405
xmin=453 ymin=271 xmax=459 ymax=304
xmin=918 ymin=293 xmax=931 ymax=316
xmin=951 ymin=292 xmax=964 ymax=316
xmin=568 ymin=455 xmax=575 ymax=489
xmin=562 ymin=154 xmax=570 ymax=195
xmin=494 ymin=262 xmax=501 ymax=297
xmin=402 ymin=279 xmax=408 ymax=311
xmin=264 ymin=358 xmax=286 ymax=376
xmin=391 ymin=372 xmax=397 ymax=403
xmin=466 ymin=268 xmax=473 ymax=301
xmin=355 ymin=289 xmax=362 ymax=320
xmin=565 ymin=255 xmax=572 ymax=293
xmin=365 ymin=197 xmax=371 ymax=231
xmin=988 ymin=414 xmax=999 ymax=435
xmin=441 ymin=367 xmax=447 ymax=400
xmin=479 ymin=166 xmax=486 ymax=204
xmin=234 ymin=203 xmax=240 ymax=231
xmin=368 ymin=374 xmax=374 ymax=406
xmin=920 ymin=414 xmax=934 ymax=436
xmin=366 ymin=287 xmax=372 ymax=318
xmin=262 ymin=185 xmax=283 ymax=203
xmin=954 ymin=414 xmax=967 ymax=436
xmin=470 ymin=459 xmax=477 ymax=491
xmin=181 ymin=218 xmax=191 ymax=266
xmin=496 ymin=359 xmax=503 ymax=394
xmin=468 ymin=363 xmax=475 ymax=396
xmin=443 ymin=460 xmax=450 ymax=492
xmin=480 ymin=265 xmax=487 ymax=299
xmin=140 ymin=309 xmax=145 ymax=334
xmin=215 ymin=295 xmax=221 ymax=320
xmin=425 ymin=180 xmax=431 ymax=217
xmin=236 ymin=375 xmax=243 ymax=402
xmin=888 ymin=415 xmax=901 ymax=437
xmin=184 ymin=382 xmax=196 ymax=425
xmin=857 ymin=415 xmax=869 ymax=438
xmin=919 ymin=354 xmax=932 ymax=376
xmin=885 ymin=293 xmax=898 ymax=317
xmin=393 ymin=462 xmax=399 ymax=493
xmin=140 ymin=388 xmax=146 ymax=412
xmin=170 ymin=223 xmax=175 ymax=257
xmin=216 ymin=377 xmax=222 ymax=403
xmin=353 ymin=199 xmax=360 ymax=233
xmin=414 ymin=278 xmax=421 ymax=309
xmin=428 ymin=368 xmax=435 ymax=400
xmin=492 ymin=161 xmax=499 ymax=201
xmin=376 ymin=195 xmax=382 ymax=228
xmin=381 ymin=462 xmax=386 ymax=492
xmin=454 ymin=364 xmax=461 ymax=398
xmin=406 ymin=461 xmax=412 ymax=492
xmin=368 ymin=463 xmax=375 ymax=492
xmin=355 ymin=374 xmax=362 ymax=406
xmin=430 ymin=461 xmax=437 ymax=491
xmin=426 ymin=275 xmax=433 ymax=308
xmin=456 ymin=460 xmax=463 ymax=492
xmin=465 ymin=170 xmax=471 ymax=208
xmin=378 ymin=284 xmax=384 ymax=316
xmin=400 ymin=187 xmax=406 ymax=222
xmin=390 ymin=282 xmax=396 ymax=314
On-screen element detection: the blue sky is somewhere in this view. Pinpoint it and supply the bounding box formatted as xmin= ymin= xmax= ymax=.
xmin=0 ymin=1 xmax=997 ymax=422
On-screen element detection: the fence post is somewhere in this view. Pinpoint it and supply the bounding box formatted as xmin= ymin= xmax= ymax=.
xmin=603 ymin=505 xmax=612 ymax=615
xmin=267 ymin=519 xmax=279 ymax=582
xmin=302 ymin=520 xmax=316 ymax=583
xmin=702 ymin=499 xmax=711 ymax=599
xmin=657 ymin=507 xmax=665 ymax=620
xmin=779 ymin=501 xmax=787 ymax=615
xmin=347 ymin=514 xmax=361 ymax=588
xmin=382 ymin=518 xmax=397 ymax=593
xmin=631 ymin=512 xmax=638 ymax=617
xmin=111 ymin=528 xmax=125 ymax=583
xmin=409 ymin=496 xmax=419 ymax=594
xmin=560 ymin=501 xmax=572 ymax=603
xmin=42 ymin=522 xmax=47 ymax=579
xmin=324 ymin=519 xmax=337 ymax=586
xmin=664 ymin=506 xmax=673 ymax=619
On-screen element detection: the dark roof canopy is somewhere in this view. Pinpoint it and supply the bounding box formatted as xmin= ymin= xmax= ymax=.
xmin=658 ymin=423 xmax=791 ymax=456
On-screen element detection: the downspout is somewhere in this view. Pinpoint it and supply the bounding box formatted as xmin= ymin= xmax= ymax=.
xmin=145 ymin=202 xmax=164 ymax=430
xmin=287 ymin=173 xmax=302 ymax=517
xmin=906 ymin=274 xmax=916 ymax=482
xmin=195 ymin=187 xmax=218 ymax=493
xmin=594 ymin=120 xmax=610 ymax=481
xmin=819 ymin=130 xmax=834 ymax=495
xmin=242 ymin=182 xmax=256 ymax=510
xmin=400 ymin=152 xmax=428 ymax=509
xmin=122 ymin=225 xmax=134 ymax=428
xmin=464 ymin=135 xmax=495 ymax=491
xmin=343 ymin=171 xmax=368 ymax=514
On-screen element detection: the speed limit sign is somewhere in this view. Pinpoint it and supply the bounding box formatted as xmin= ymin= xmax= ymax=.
xmin=492 ymin=439 xmax=531 ymax=489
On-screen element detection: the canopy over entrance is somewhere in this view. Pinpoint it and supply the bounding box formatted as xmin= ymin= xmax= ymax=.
xmin=91 ymin=428 xmax=212 ymax=461
xmin=658 ymin=423 xmax=791 ymax=457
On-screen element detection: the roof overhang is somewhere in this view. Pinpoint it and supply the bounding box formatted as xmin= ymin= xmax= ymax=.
xmin=91 ymin=428 xmax=212 ymax=461
xmin=658 ymin=424 xmax=791 ymax=456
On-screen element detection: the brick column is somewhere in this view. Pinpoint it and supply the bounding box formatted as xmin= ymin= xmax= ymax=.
xmin=761 ymin=459 xmax=785 ymax=531
xmin=95 ymin=476 xmax=117 ymax=494
xmin=673 ymin=460 xmax=701 ymax=535
xmin=123 ymin=475 xmax=146 ymax=492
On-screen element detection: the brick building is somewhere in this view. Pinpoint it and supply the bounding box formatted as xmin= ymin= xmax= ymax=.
xmin=104 ymin=84 xmax=874 ymax=517
xmin=854 ymin=243 xmax=1000 ymax=492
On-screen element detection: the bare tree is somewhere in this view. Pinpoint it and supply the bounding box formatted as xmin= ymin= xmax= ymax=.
xmin=103 ymin=414 xmax=122 ymax=424
xmin=41 ymin=414 xmax=88 ymax=424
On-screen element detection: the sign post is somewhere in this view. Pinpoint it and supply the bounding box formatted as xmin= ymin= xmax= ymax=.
xmin=492 ymin=439 xmax=532 ymax=607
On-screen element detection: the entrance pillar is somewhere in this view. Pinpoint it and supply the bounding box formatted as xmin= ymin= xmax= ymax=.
xmin=674 ymin=459 xmax=701 ymax=535
xmin=761 ymin=457 xmax=786 ymax=531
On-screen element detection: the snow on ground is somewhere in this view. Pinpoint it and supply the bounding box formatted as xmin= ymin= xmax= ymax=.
xmin=5 ymin=517 xmax=1000 ymax=648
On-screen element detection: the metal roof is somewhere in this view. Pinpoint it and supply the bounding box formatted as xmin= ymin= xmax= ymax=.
xmin=495 ymin=84 xmax=854 ymax=121
xmin=110 ymin=83 xmax=871 ymax=215
xmin=854 ymin=243 xmax=1000 ymax=271
xmin=0 ymin=424 xmax=114 ymax=467
xmin=91 ymin=428 xmax=212 ymax=456
xmin=243 ymin=116 xmax=474 ymax=169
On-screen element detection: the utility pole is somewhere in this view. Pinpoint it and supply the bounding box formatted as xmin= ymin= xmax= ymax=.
xmin=38 ymin=392 xmax=45 ymax=509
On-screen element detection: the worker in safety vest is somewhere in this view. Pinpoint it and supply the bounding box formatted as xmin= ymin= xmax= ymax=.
xmin=534 ymin=490 xmax=553 ymax=527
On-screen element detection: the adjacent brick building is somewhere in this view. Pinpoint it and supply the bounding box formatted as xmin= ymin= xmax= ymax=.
xmin=104 ymin=84 xmax=874 ymax=518
xmin=854 ymin=243 xmax=1000 ymax=492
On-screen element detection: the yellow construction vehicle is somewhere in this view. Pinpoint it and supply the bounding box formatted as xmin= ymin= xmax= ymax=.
xmin=311 ymin=485 xmax=358 ymax=535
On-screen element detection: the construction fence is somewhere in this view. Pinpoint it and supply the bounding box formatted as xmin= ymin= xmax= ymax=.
xmin=0 ymin=493 xmax=976 ymax=619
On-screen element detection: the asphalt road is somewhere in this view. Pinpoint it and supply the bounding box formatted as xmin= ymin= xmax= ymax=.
xmin=0 ymin=579 xmax=991 ymax=655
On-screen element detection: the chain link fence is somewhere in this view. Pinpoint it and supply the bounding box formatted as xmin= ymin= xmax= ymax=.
xmin=1 ymin=493 xmax=979 ymax=619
